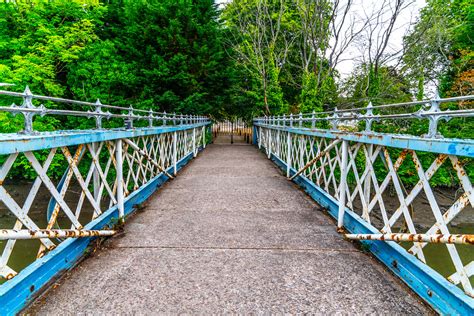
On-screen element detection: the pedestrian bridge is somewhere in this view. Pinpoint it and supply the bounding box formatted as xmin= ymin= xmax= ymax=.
xmin=0 ymin=88 xmax=472 ymax=314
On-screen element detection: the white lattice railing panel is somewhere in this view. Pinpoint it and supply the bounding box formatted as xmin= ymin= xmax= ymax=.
xmin=0 ymin=124 xmax=208 ymax=282
xmin=255 ymin=123 xmax=474 ymax=298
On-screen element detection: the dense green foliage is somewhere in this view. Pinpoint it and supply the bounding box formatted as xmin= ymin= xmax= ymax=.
xmin=0 ymin=0 xmax=231 ymax=128
xmin=0 ymin=0 xmax=472 ymax=186
xmin=0 ymin=0 xmax=471 ymax=119
xmin=403 ymin=0 xmax=473 ymax=98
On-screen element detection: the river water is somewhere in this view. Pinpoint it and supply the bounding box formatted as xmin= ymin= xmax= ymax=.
xmin=0 ymin=180 xmax=103 ymax=284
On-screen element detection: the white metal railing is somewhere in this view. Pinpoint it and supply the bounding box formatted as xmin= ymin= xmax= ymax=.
xmin=0 ymin=86 xmax=208 ymax=133
xmin=0 ymin=87 xmax=210 ymax=281
xmin=254 ymin=95 xmax=474 ymax=303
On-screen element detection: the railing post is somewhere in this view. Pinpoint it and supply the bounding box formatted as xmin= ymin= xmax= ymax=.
xmin=331 ymin=107 xmax=339 ymax=130
xmin=148 ymin=109 xmax=154 ymax=128
xmin=426 ymin=92 xmax=441 ymax=137
xmin=337 ymin=140 xmax=349 ymax=230
xmin=20 ymin=86 xmax=39 ymax=134
xmin=173 ymin=131 xmax=177 ymax=175
xmin=365 ymin=102 xmax=374 ymax=132
xmin=116 ymin=139 xmax=125 ymax=222
xmin=286 ymin=131 xmax=292 ymax=178
xmin=125 ymin=106 xmax=134 ymax=129
xmin=94 ymin=99 xmax=103 ymax=129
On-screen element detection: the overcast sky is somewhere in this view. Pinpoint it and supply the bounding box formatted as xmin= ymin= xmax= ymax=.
xmin=215 ymin=0 xmax=427 ymax=77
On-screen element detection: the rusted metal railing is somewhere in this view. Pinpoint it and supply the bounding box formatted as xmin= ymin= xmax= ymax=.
xmin=0 ymin=86 xmax=211 ymax=313
xmin=254 ymin=94 xmax=474 ymax=313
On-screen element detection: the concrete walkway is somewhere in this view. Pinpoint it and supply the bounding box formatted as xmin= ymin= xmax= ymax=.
xmin=30 ymin=143 xmax=430 ymax=314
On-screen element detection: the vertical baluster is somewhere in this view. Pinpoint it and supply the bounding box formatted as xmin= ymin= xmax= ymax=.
xmin=92 ymin=142 xmax=100 ymax=210
xmin=286 ymin=131 xmax=292 ymax=177
xmin=267 ymin=122 xmax=272 ymax=159
xmin=116 ymin=139 xmax=125 ymax=222
xmin=202 ymin=125 xmax=206 ymax=149
xmin=337 ymin=140 xmax=349 ymax=230
xmin=173 ymin=131 xmax=177 ymax=175
xmin=192 ymin=127 xmax=197 ymax=157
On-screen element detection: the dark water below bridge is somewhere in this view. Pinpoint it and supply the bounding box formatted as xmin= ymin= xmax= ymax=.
xmin=0 ymin=180 xmax=104 ymax=284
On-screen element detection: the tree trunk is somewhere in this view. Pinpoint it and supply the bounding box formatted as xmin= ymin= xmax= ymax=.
xmin=263 ymin=78 xmax=270 ymax=115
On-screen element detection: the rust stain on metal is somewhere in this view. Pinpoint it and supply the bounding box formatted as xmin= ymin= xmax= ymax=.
xmin=435 ymin=154 xmax=447 ymax=164
xmin=345 ymin=233 xmax=474 ymax=245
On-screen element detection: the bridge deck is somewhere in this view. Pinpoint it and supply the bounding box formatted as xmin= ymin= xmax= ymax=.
xmin=30 ymin=143 xmax=430 ymax=314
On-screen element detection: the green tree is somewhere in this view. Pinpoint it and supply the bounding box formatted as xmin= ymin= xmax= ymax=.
xmin=403 ymin=0 xmax=473 ymax=97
